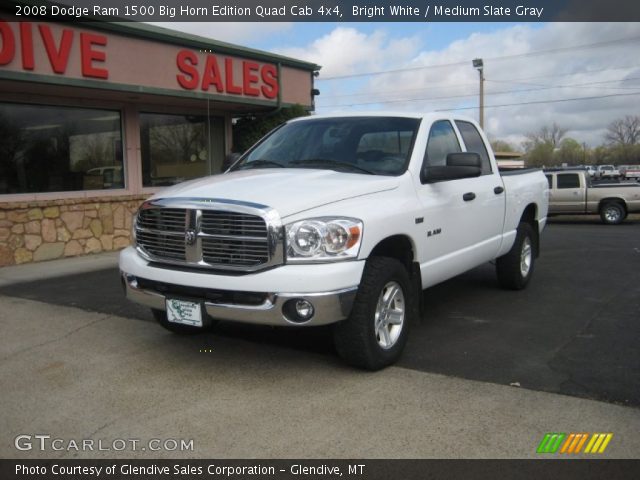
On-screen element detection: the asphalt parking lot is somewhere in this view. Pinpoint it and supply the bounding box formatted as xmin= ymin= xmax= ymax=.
xmin=1 ymin=215 xmax=639 ymax=407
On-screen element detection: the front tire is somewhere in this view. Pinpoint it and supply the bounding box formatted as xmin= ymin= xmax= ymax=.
xmin=496 ymin=222 xmax=535 ymax=290
xmin=333 ymin=257 xmax=413 ymax=370
xmin=599 ymin=202 xmax=625 ymax=225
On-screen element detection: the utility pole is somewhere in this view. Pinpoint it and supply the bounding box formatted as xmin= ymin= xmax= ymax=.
xmin=472 ymin=58 xmax=484 ymax=128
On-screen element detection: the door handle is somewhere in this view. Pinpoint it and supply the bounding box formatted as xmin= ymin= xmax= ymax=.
xmin=494 ymin=186 xmax=504 ymax=194
xmin=463 ymin=192 xmax=476 ymax=202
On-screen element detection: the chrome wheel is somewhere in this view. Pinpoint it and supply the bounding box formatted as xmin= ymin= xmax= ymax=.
xmin=374 ymin=281 xmax=405 ymax=349
xmin=604 ymin=206 xmax=622 ymax=223
xmin=520 ymin=237 xmax=532 ymax=278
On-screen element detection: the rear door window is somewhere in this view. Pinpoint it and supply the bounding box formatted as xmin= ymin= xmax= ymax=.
xmin=557 ymin=173 xmax=580 ymax=189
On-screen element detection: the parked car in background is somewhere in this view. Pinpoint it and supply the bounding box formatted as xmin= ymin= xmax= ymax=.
xmin=585 ymin=165 xmax=597 ymax=178
xmin=545 ymin=170 xmax=640 ymax=224
xmin=596 ymin=165 xmax=620 ymax=180
xmin=86 ymin=166 xmax=123 ymax=189
xmin=620 ymin=165 xmax=640 ymax=181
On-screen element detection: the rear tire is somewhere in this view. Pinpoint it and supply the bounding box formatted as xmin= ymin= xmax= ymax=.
xmin=599 ymin=202 xmax=625 ymax=225
xmin=151 ymin=308 xmax=209 ymax=335
xmin=496 ymin=222 xmax=535 ymax=290
xmin=333 ymin=257 xmax=413 ymax=370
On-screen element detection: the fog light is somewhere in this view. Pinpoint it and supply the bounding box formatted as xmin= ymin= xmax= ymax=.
xmin=283 ymin=298 xmax=315 ymax=323
xmin=295 ymin=299 xmax=314 ymax=319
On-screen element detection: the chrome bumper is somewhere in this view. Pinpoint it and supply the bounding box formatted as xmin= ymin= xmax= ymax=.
xmin=121 ymin=272 xmax=358 ymax=327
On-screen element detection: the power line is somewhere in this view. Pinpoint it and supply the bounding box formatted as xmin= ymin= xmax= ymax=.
xmin=317 ymin=35 xmax=640 ymax=81
xmin=485 ymin=63 xmax=640 ymax=84
xmin=319 ymin=77 xmax=640 ymax=108
xmin=433 ymin=92 xmax=640 ymax=112
xmin=321 ymin=81 xmax=478 ymax=99
xmin=320 ymin=63 xmax=640 ymax=100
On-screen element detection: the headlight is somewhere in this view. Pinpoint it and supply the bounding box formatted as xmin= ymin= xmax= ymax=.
xmin=286 ymin=217 xmax=363 ymax=262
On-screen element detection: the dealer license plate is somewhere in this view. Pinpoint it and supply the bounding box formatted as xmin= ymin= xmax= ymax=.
xmin=166 ymin=299 xmax=203 ymax=327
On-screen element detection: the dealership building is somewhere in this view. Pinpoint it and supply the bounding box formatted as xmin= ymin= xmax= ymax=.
xmin=0 ymin=14 xmax=318 ymax=266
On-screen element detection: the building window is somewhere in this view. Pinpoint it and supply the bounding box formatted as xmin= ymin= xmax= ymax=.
xmin=0 ymin=103 xmax=124 ymax=194
xmin=140 ymin=112 xmax=225 ymax=187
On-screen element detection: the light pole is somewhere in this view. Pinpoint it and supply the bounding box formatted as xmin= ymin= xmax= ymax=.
xmin=472 ymin=58 xmax=484 ymax=128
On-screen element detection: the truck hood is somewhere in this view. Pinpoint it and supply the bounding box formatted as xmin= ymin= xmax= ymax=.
xmin=150 ymin=169 xmax=399 ymax=218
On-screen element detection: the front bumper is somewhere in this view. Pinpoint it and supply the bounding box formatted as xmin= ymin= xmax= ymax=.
xmin=121 ymin=272 xmax=358 ymax=327
xmin=119 ymin=247 xmax=364 ymax=327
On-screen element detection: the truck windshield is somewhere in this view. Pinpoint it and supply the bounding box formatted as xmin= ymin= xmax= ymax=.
xmin=232 ymin=117 xmax=420 ymax=176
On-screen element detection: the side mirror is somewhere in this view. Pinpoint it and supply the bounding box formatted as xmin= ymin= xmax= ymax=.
xmin=422 ymin=152 xmax=482 ymax=183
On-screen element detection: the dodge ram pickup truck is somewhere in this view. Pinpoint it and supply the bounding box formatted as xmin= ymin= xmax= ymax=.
xmin=545 ymin=170 xmax=640 ymax=224
xmin=120 ymin=113 xmax=549 ymax=370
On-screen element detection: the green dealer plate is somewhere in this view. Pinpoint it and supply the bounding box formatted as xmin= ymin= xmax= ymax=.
xmin=166 ymin=299 xmax=203 ymax=327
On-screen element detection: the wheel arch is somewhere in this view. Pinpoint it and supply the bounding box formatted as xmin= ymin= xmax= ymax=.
xmin=519 ymin=203 xmax=540 ymax=257
xmin=366 ymin=234 xmax=423 ymax=312
xmin=598 ymin=197 xmax=627 ymax=212
xmin=367 ymin=234 xmax=416 ymax=270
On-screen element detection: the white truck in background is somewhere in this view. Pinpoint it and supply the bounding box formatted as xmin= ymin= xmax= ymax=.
xmin=120 ymin=113 xmax=549 ymax=370
xmin=596 ymin=165 xmax=620 ymax=179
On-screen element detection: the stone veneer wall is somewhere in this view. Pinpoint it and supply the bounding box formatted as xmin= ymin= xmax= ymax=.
xmin=0 ymin=195 xmax=149 ymax=267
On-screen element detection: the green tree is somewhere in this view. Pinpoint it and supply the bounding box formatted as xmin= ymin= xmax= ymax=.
xmin=232 ymin=105 xmax=310 ymax=153
xmin=592 ymin=145 xmax=613 ymax=165
xmin=524 ymin=141 xmax=555 ymax=168
xmin=490 ymin=139 xmax=518 ymax=153
xmin=556 ymin=138 xmax=584 ymax=166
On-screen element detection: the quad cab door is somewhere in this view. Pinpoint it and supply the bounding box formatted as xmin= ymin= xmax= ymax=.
xmin=414 ymin=119 xmax=506 ymax=288
xmin=548 ymin=172 xmax=585 ymax=213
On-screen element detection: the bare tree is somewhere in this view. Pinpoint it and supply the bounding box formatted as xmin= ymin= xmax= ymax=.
xmin=605 ymin=115 xmax=640 ymax=146
xmin=525 ymin=123 xmax=567 ymax=150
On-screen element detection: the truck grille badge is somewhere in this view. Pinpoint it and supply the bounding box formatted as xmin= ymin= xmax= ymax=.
xmin=185 ymin=229 xmax=197 ymax=246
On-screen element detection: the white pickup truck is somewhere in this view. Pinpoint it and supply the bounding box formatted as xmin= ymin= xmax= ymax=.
xmin=120 ymin=113 xmax=549 ymax=370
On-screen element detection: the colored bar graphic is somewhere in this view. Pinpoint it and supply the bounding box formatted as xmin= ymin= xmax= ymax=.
xmin=574 ymin=433 xmax=589 ymax=453
xmin=539 ymin=433 xmax=613 ymax=454
xmin=537 ymin=433 xmax=566 ymax=453
xmin=598 ymin=434 xmax=613 ymax=453
xmin=560 ymin=434 xmax=575 ymax=453
xmin=585 ymin=433 xmax=614 ymax=454
xmin=564 ymin=433 xmax=587 ymax=453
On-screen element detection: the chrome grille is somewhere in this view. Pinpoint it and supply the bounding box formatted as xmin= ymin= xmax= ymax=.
xmin=137 ymin=208 xmax=187 ymax=233
xmin=201 ymin=211 xmax=268 ymax=238
xmin=136 ymin=230 xmax=186 ymax=260
xmin=136 ymin=208 xmax=187 ymax=261
xmin=134 ymin=200 xmax=279 ymax=272
xmin=202 ymin=238 xmax=270 ymax=266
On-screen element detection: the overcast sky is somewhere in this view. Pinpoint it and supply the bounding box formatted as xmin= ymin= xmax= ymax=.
xmin=156 ymin=21 xmax=640 ymax=148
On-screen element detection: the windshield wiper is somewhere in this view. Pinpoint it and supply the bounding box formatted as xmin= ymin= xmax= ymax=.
xmin=290 ymin=158 xmax=374 ymax=175
xmin=236 ymin=159 xmax=286 ymax=170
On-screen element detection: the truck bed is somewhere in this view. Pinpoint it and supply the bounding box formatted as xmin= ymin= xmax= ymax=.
xmin=499 ymin=167 xmax=542 ymax=176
